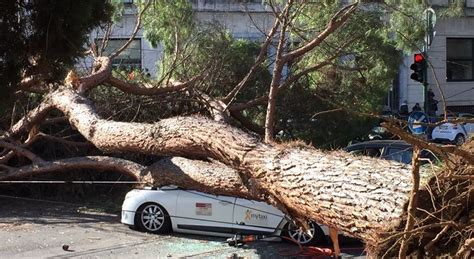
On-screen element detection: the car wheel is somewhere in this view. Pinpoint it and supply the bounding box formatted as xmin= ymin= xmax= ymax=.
xmin=285 ymin=221 xmax=325 ymax=246
xmin=454 ymin=134 xmax=465 ymax=145
xmin=135 ymin=203 xmax=171 ymax=234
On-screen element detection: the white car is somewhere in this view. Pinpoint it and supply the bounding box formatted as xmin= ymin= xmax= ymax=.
xmin=121 ymin=187 xmax=330 ymax=245
xmin=431 ymin=113 xmax=474 ymax=145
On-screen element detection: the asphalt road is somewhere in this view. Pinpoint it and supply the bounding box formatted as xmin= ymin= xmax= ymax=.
xmin=0 ymin=195 xmax=366 ymax=258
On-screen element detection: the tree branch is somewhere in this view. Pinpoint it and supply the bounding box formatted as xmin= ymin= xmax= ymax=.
xmin=109 ymin=1 xmax=151 ymax=59
xmin=228 ymin=96 xmax=268 ymax=113
xmin=192 ymin=90 xmax=230 ymax=122
xmin=79 ymin=56 xmax=113 ymax=92
xmin=455 ymin=238 xmax=474 ymax=258
xmin=105 ymin=75 xmax=201 ymax=96
xmin=264 ymin=0 xmax=293 ymax=142
xmin=281 ymin=36 xmax=358 ymax=89
xmin=4 ymin=100 xmax=54 ymax=139
xmin=222 ymin=9 xmax=281 ymax=105
xmin=36 ymin=132 xmax=92 ymax=148
xmin=229 ymin=109 xmax=265 ymax=135
xmin=283 ymin=2 xmax=358 ymax=62
xmin=0 ymin=156 xmax=146 ymax=181
xmin=99 ymin=22 xmax=114 ymax=56
xmin=382 ymin=122 xmax=474 ymax=165
xmin=0 ymin=141 xmax=44 ymax=163
xmin=226 ymin=56 xmax=337 ymax=113
xmin=226 ymin=17 xmax=358 ymax=115
xmin=18 ymin=74 xmax=48 ymax=92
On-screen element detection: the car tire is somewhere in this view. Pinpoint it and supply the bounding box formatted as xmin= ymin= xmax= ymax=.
xmin=135 ymin=203 xmax=171 ymax=234
xmin=454 ymin=134 xmax=465 ymax=145
xmin=284 ymin=221 xmax=326 ymax=246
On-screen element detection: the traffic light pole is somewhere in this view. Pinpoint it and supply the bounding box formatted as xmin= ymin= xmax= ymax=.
xmin=422 ymin=16 xmax=428 ymax=113
xmin=423 ymin=8 xmax=435 ymax=114
xmin=423 ymin=57 xmax=428 ymax=113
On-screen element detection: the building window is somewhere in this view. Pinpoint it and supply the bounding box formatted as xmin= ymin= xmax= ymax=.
xmin=99 ymin=38 xmax=141 ymax=70
xmin=446 ymin=38 xmax=474 ymax=81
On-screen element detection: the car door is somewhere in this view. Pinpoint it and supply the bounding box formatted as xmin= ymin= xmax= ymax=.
xmin=233 ymin=198 xmax=285 ymax=235
xmin=175 ymin=190 xmax=235 ymax=235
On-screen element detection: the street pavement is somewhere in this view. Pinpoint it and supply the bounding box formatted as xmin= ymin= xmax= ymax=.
xmin=0 ymin=195 xmax=366 ymax=258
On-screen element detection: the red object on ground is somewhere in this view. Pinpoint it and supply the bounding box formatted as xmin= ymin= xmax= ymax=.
xmin=278 ymin=236 xmax=334 ymax=257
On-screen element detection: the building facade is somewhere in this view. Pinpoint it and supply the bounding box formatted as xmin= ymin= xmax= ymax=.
xmin=399 ymin=0 xmax=474 ymax=115
xmin=82 ymin=0 xmax=474 ymax=115
xmin=81 ymin=0 xmax=272 ymax=77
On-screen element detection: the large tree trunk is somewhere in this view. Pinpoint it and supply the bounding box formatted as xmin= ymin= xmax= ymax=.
xmin=2 ymin=87 xmax=472 ymax=256
xmin=4 ymin=1 xmax=471 ymax=256
xmin=13 ymin=89 xmax=413 ymax=240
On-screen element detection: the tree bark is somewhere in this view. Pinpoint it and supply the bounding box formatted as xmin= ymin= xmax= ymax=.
xmin=264 ymin=1 xmax=291 ymax=143
xmin=2 ymin=86 xmax=472 ymax=256
xmin=147 ymin=157 xmax=260 ymax=200
xmin=399 ymin=147 xmax=421 ymax=259
xmin=37 ymin=88 xmax=416 ymax=245
xmin=3 ymin=1 xmax=471 ymax=256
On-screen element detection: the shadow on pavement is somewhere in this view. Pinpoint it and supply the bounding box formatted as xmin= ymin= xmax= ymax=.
xmin=0 ymin=195 xmax=119 ymax=225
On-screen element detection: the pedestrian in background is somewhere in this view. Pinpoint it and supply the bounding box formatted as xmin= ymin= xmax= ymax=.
xmin=412 ymin=103 xmax=422 ymax=112
xmin=427 ymin=89 xmax=438 ymax=117
xmin=399 ymin=100 xmax=409 ymax=117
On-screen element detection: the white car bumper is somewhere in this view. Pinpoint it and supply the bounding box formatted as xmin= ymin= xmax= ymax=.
xmin=432 ymin=130 xmax=457 ymax=141
xmin=432 ymin=133 xmax=455 ymax=141
xmin=121 ymin=210 xmax=136 ymax=225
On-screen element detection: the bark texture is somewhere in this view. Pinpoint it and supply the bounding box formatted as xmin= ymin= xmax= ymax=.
xmin=1 ymin=87 xmax=471 ymax=256
xmin=147 ymin=157 xmax=260 ymax=200
xmin=43 ymin=88 xmax=417 ymax=245
xmin=4 ymin=1 xmax=471 ymax=256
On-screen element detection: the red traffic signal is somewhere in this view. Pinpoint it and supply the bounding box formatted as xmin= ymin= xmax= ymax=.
xmin=414 ymin=53 xmax=424 ymax=63
xmin=410 ymin=53 xmax=426 ymax=83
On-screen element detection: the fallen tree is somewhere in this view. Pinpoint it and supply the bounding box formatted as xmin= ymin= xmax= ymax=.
xmin=1 ymin=1 xmax=472 ymax=257
xmin=1 ymin=84 xmax=472 ymax=257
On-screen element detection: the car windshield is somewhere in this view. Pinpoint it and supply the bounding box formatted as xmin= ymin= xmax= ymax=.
xmin=346 ymin=142 xmax=441 ymax=165
xmin=381 ymin=147 xmax=412 ymax=164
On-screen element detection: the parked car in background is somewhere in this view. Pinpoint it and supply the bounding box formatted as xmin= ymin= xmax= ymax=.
xmin=345 ymin=140 xmax=439 ymax=165
xmin=122 ymin=187 xmax=330 ymax=246
xmin=431 ymin=113 xmax=474 ymax=145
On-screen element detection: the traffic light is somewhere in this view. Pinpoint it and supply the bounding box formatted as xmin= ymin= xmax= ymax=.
xmin=410 ymin=53 xmax=426 ymax=83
